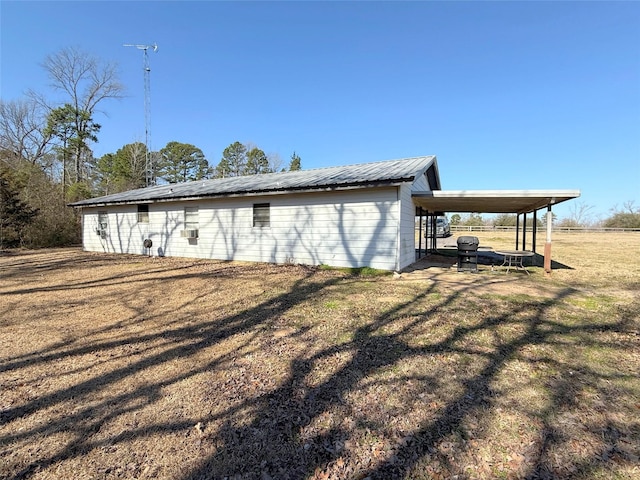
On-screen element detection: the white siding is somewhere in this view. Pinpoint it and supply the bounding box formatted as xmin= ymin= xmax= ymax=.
xmin=398 ymin=184 xmax=416 ymax=270
xmin=412 ymin=173 xmax=429 ymax=192
xmin=82 ymin=205 xmax=151 ymax=255
xmin=395 ymin=171 xmax=434 ymax=270
xmin=81 ymin=187 xmax=402 ymax=270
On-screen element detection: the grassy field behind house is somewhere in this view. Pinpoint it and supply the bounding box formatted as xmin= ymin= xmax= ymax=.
xmin=1 ymin=232 xmax=639 ymax=479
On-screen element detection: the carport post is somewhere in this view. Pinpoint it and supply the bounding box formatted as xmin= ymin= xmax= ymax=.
xmin=417 ymin=207 xmax=424 ymax=259
xmin=431 ymin=215 xmax=437 ymax=252
xmin=544 ymin=205 xmax=552 ymax=273
xmin=532 ymin=209 xmax=537 ymax=253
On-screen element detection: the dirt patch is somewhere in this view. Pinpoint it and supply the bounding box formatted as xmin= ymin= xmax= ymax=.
xmin=1 ymin=244 xmax=639 ymax=480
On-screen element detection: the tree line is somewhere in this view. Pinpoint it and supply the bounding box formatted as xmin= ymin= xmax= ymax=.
xmin=0 ymin=47 xmax=302 ymax=248
xmin=1 ymin=47 xmax=637 ymax=248
xmin=94 ymin=141 xmax=301 ymax=195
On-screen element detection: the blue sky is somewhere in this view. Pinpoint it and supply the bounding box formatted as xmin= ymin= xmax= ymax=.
xmin=1 ymin=1 xmax=639 ymax=221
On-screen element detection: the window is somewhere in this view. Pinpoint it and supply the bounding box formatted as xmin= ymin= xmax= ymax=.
xmin=182 ymin=206 xmax=199 ymax=239
xmin=97 ymin=211 xmax=108 ymax=238
xmin=253 ymin=203 xmax=270 ymax=227
xmin=137 ymin=204 xmax=149 ymax=223
xmin=98 ymin=211 xmax=108 ymax=230
xmin=185 ymin=207 xmax=199 ymax=230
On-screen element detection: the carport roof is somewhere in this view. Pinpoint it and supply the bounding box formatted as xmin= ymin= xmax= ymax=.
xmin=412 ymin=190 xmax=580 ymax=214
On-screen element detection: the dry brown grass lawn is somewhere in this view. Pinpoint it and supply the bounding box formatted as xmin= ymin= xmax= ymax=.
xmin=1 ymin=232 xmax=639 ymax=480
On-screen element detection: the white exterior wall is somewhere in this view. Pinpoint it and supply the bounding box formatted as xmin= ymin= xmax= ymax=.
xmin=397 ymin=172 xmax=432 ymax=270
xmin=81 ymin=187 xmax=403 ymax=270
xmin=397 ymin=183 xmax=416 ymax=270
xmin=82 ymin=205 xmax=151 ymax=255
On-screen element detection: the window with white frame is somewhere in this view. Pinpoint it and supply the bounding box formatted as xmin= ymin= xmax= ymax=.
xmin=183 ymin=206 xmax=199 ymax=238
xmin=253 ymin=203 xmax=270 ymax=227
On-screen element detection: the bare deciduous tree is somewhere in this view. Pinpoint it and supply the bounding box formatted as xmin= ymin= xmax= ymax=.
xmin=0 ymin=99 xmax=52 ymax=167
xmin=562 ymin=201 xmax=595 ymax=227
xmin=124 ymin=141 xmax=148 ymax=186
xmin=38 ymin=47 xmax=125 ymax=183
xmin=621 ymin=200 xmax=638 ymax=214
xmin=268 ymin=152 xmax=283 ymax=172
xmin=42 ymin=46 xmax=125 ymax=114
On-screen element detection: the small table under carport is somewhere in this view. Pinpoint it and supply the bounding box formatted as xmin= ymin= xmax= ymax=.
xmin=495 ymin=250 xmax=535 ymax=275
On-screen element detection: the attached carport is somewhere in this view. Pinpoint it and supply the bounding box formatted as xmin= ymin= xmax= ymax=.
xmin=412 ymin=190 xmax=581 ymax=273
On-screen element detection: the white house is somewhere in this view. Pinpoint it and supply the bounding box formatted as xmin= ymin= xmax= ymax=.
xmin=70 ymin=156 xmax=441 ymax=271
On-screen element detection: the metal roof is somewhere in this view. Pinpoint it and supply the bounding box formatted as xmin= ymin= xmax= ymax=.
xmin=70 ymin=156 xmax=438 ymax=207
xmin=413 ymin=189 xmax=581 ymax=214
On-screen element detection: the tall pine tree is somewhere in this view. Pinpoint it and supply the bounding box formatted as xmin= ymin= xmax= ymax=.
xmin=289 ymin=151 xmax=302 ymax=171
xmin=216 ymin=142 xmax=247 ymax=177
xmin=245 ymin=147 xmax=271 ymax=175
xmin=157 ymin=141 xmax=210 ymax=183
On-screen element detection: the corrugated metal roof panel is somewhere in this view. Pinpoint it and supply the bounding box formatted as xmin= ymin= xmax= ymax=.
xmin=70 ymin=156 xmax=436 ymax=207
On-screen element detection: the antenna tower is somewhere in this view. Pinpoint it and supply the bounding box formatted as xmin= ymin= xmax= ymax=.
xmin=123 ymin=43 xmax=158 ymax=186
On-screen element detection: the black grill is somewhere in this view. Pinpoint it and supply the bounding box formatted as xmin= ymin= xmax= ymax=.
xmin=457 ymin=236 xmax=479 ymax=272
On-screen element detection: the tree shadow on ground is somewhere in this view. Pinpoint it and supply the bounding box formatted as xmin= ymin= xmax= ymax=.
xmin=181 ymin=281 xmax=637 ymax=479
xmin=1 ymin=254 xmax=348 ymax=479
xmin=1 ymin=251 xmax=637 ymax=480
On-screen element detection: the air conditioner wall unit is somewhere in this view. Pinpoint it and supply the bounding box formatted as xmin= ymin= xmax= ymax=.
xmin=180 ymin=229 xmax=199 ymax=238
